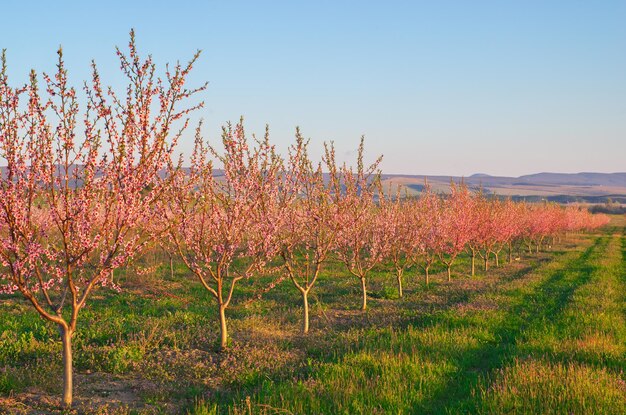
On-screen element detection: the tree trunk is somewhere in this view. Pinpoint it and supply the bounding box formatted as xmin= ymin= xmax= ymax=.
xmin=61 ymin=326 xmax=73 ymax=408
xmin=484 ymin=255 xmax=489 ymax=272
xmin=219 ymin=304 xmax=228 ymax=350
xmin=360 ymin=277 xmax=367 ymax=311
xmin=301 ymin=289 xmax=310 ymax=333
xmin=495 ymin=252 xmax=499 ymax=267
xmin=425 ymin=265 xmax=430 ymax=285
xmin=447 ymin=264 xmax=452 ymax=282
xmin=508 ymin=242 xmax=513 ymax=264
xmin=169 ymin=255 xmax=174 ymax=279
xmin=471 ymin=251 xmax=476 ymax=276
xmin=396 ymin=273 xmax=403 ymax=298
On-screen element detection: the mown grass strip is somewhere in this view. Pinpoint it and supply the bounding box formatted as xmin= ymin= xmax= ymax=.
xmin=470 ymin=233 xmax=626 ymax=415
xmin=426 ymin=236 xmax=609 ymax=414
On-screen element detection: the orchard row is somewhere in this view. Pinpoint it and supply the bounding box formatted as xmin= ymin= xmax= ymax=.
xmin=161 ymin=126 xmax=609 ymax=344
xmin=0 ymin=34 xmax=609 ymax=408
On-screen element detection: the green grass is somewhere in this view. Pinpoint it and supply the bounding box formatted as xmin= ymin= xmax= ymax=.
xmin=1 ymin=222 xmax=625 ymax=414
xmin=475 ymin=358 xmax=625 ymax=415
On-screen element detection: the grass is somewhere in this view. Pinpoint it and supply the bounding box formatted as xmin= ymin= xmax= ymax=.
xmin=1 ymin=218 xmax=625 ymax=414
xmin=475 ymin=358 xmax=626 ymax=415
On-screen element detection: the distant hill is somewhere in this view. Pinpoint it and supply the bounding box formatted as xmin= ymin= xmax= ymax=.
xmin=380 ymin=172 xmax=626 ymax=204
xmin=3 ymin=166 xmax=625 ymax=204
xmin=515 ymin=172 xmax=626 ymax=187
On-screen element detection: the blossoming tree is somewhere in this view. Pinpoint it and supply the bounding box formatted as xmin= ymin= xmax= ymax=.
xmin=380 ymin=191 xmax=419 ymax=297
xmin=437 ymin=183 xmax=475 ymax=281
xmin=276 ymin=130 xmax=341 ymax=333
xmin=332 ymin=138 xmax=385 ymax=311
xmin=411 ymin=187 xmax=443 ymax=285
xmin=0 ymin=32 xmax=204 ymax=407
xmin=167 ymin=121 xmax=284 ymax=349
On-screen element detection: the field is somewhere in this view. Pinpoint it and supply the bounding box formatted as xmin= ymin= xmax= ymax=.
xmin=1 ymin=216 xmax=625 ymax=414
xmin=379 ymin=173 xmax=626 ymax=203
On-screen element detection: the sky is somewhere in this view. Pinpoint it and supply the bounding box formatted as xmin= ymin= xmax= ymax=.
xmin=1 ymin=0 xmax=625 ymax=176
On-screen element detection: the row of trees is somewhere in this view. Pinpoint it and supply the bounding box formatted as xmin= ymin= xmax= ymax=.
xmin=0 ymin=36 xmax=609 ymax=407
xmin=165 ymin=128 xmax=606 ymax=345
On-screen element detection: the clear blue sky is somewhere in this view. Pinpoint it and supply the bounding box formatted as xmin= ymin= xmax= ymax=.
xmin=1 ymin=0 xmax=625 ymax=176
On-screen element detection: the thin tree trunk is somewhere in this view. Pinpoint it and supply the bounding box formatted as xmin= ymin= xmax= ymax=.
xmin=425 ymin=265 xmax=430 ymax=285
xmin=508 ymin=242 xmax=513 ymax=264
xmin=301 ymin=288 xmax=310 ymax=333
xmin=61 ymin=326 xmax=73 ymax=408
xmin=495 ymin=252 xmax=499 ymax=267
xmin=471 ymin=251 xmax=476 ymax=276
xmin=447 ymin=264 xmax=452 ymax=282
xmin=169 ymin=255 xmax=174 ymax=279
xmin=484 ymin=255 xmax=489 ymax=272
xmin=396 ymin=272 xmax=403 ymax=298
xmin=219 ymin=304 xmax=228 ymax=349
xmin=360 ymin=277 xmax=367 ymax=311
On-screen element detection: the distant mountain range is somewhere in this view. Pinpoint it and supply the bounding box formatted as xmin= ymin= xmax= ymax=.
xmin=3 ymin=166 xmax=625 ymax=203
xmin=380 ymin=172 xmax=626 ymax=204
xmin=470 ymin=172 xmax=626 ymax=187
